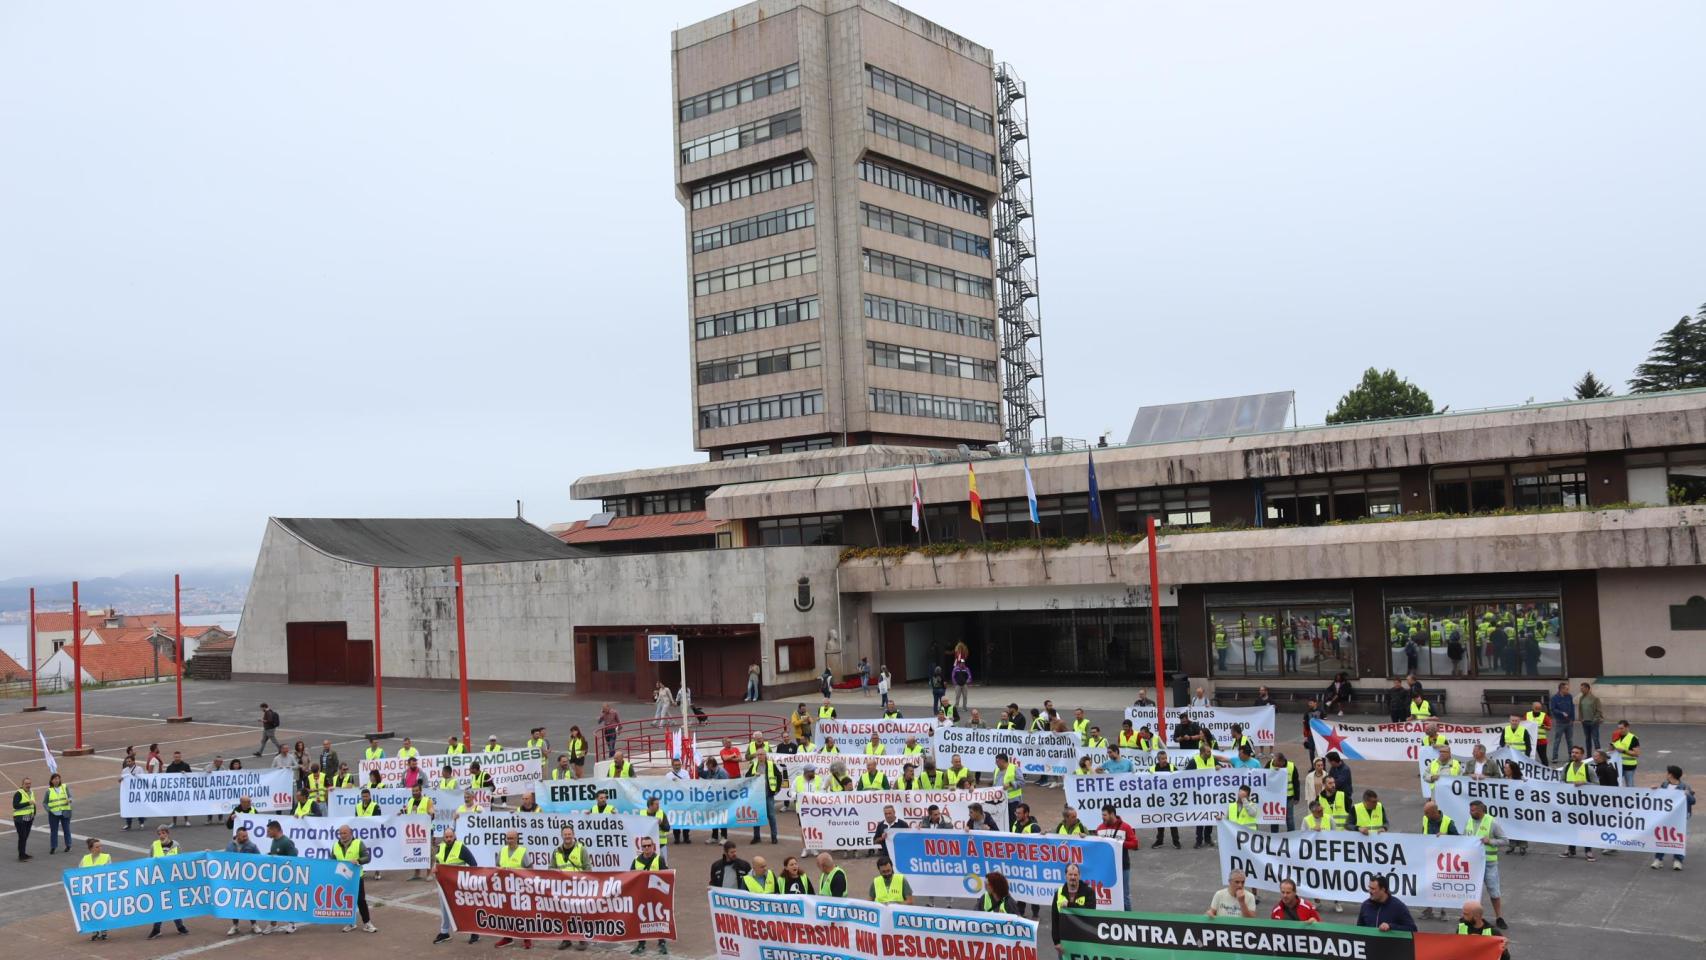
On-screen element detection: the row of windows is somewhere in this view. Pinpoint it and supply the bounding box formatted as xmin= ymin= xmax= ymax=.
xmin=699 ymin=390 xmax=823 ymax=429
xmin=695 ymin=296 xmax=820 ymax=341
xmin=1208 ymin=606 xmax=1357 ymax=680
xmin=868 ymin=340 xmax=996 ymax=381
xmin=863 ymin=249 xmax=992 ymax=299
xmin=756 ymin=514 xmax=842 ymax=547
xmin=858 ymin=159 xmax=987 ymax=217
xmin=691 ymin=158 xmax=813 ymax=210
xmin=679 ymin=63 xmax=799 ymax=122
xmin=1264 ymin=472 xmax=1401 ymax=526
xmin=681 ymin=109 xmax=802 ymax=165
xmin=868 ymin=388 xmax=999 ymax=424
xmin=697 ymin=341 xmax=822 ymax=384
xmin=860 ymin=203 xmax=989 ymax=258
xmin=692 ymin=203 xmax=815 ymax=254
xmin=600 ymin=490 xmax=707 ymax=517
xmin=694 ymin=250 xmax=817 ymax=297
xmin=868 ymin=110 xmax=994 ymax=175
xmin=718 ymin=437 xmax=835 ymax=460
xmin=1388 ymin=601 xmax=1565 ymax=678
xmin=866 ymin=65 xmax=993 ymax=135
xmin=1433 ymin=461 xmax=1588 ymax=515
xmin=863 ymin=294 xmax=994 ymax=341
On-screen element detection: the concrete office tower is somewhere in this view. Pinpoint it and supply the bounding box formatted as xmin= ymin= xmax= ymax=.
xmin=674 ymin=0 xmax=1007 ymax=459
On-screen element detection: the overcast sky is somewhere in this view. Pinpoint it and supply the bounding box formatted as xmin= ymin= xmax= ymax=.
xmin=2 ymin=1 xmax=1703 ymax=580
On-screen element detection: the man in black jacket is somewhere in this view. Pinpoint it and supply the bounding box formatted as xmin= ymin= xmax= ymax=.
xmin=709 ymin=840 xmax=751 ymax=890
xmin=431 ymin=826 xmax=478 ymax=944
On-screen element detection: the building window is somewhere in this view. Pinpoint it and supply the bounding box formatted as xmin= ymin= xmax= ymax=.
xmin=756 ymin=514 xmax=842 ymax=546
xmin=600 ymin=497 xmax=631 ymax=517
xmin=692 ymin=158 xmax=814 ymax=210
xmin=638 ymin=490 xmax=705 ymax=515
xmin=867 ymin=110 xmax=994 ymax=174
xmin=982 ymin=608 xmax=1180 ymax=682
xmin=868 ymin=341 xmax=996 ymax=382
xmin=780 ymin=437 xmax=834 ymax=453
xmin=860 ymin=203 xmax=989 ymax=258
xmin=876 ymin=504 xmax=960 ymax=545
xmin=774 ymin=635 xmax=816 ymax=673
xmin=980 ymin=495 xmax=1091 ymax=540
xmin=1511 ymin=461 xmax=1588 ymax=508
xmin=863 ymin=294 xmax=994 ymax=341
xmin=1385 ymin=598 xmax=1564 ymax=678
xmin=868 ymin=388 xmax=999 ymax=424
xmin=1264 ymin=473 xmax=1402 ymax=526
xmin=1112 ymin=487 xmax=1212 ymax=531
xmin=699 ymin=390 xmax=824 ymax=429
xmin=697 ymin=342 xmax=822 ymax=384
xmin=1432 ymin=465 xmax=1509 ymax=514
xmin=694 ymin=250 xmax=817 ymax=297
xmin=593 ymin=635 xmax=636 ymax=673
xmin=1207 ymin=605 xmax=1357 ymax=679
xmin=866 ymin=65 xmax=993 ymax=135
xmin=696 ymin=296 xmax=819 ymax=340
xmin=862 ymin=249 xmax=992 ymax=299
xmin=679 ymin=63 xmax=800 ymax=122
xmin=692 ymin=203 xmax=815 ymax=254
xmin=1626 ymin=448 xmax=1706 ymax=504
xmin=858 ymin=159 xmax=987 ymax=216
xmin=717 ymin=444 xmax=772 ymax=460
xmin=681 ymin=109 xmax=803 ymax=165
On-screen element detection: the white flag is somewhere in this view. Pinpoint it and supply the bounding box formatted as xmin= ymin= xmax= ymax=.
xmin=38 ymin=729 xmax=57 ymax=775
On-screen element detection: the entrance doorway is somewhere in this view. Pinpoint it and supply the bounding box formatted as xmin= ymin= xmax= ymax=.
xmin=285 ymin=621 xmax=371 ymax=685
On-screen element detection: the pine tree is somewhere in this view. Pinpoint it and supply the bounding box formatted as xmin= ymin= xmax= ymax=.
xmin=1629 ymin=306 xmax=1706 ymax=393
xmin=1572 ymin=371 xmax=1613 ymax=399
xmin=1325 ymin=368 xmax=1438 ymax=424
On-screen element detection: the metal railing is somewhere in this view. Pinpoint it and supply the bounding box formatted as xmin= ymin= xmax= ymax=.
xmin=598 ymin=711 xmax=789 ymax=769
xmin=0 ymin=673 xmax=67 ymax=699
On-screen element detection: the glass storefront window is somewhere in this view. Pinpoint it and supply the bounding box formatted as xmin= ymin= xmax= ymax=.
xmin=982 ymin=608 xmax=1178 ymax=682
xmin=1385 ymin=599 xmax=1563 ymax=678
xmin=1206 ymin=605 xmax=1356 ymax=679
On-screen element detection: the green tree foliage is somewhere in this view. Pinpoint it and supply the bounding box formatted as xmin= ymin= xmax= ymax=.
xmin=1325 ymin=368 xmax=1439 ymax=424
xmin=1572 ymin=371 xmax=1614 ymax=399
xmin=1629 ymin=305 xmax=1706 ymax=393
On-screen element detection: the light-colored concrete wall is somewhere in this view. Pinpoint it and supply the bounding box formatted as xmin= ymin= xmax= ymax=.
xmin=1597 ymin=567 xmax=1706 ymax=676
xmin=571 ymin=443 xmax=945 ymax=500
xmin=233 ymin=521 xmax=843 ymax=692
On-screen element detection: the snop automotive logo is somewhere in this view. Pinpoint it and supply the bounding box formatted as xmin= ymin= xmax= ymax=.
xmin=1654 ymin=826 xmax=1686 ymax=851
xmin=1435 ymin=852 xmax=1471 ymax=880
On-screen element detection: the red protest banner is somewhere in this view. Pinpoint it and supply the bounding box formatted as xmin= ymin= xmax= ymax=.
xmin=435 ymin=866 xmax=676 ymax=943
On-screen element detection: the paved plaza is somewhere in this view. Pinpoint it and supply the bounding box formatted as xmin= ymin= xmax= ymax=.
xmin=0 ymin=678 xmax=1699 ymax=958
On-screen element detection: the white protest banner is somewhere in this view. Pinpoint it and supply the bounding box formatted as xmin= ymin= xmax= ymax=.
xmin=706 ymin=889 xmax=1038 ymax=960
xmin=455 ymin=811 xmax=657 ymax=870
xmin=1489 ymin=747 xmax=1563 ymax=782
xmin=1124 ymin=706 xmax=1278 ymax=747
xmin=538 ymin=776 xmax=768 ymax=830
xmin=931 ymin=726 xmax=1079 ymax=777
xmin=1414 ymin=747 xmax=1560 ymax=798
xmin=885 ymin=830 xmax=1125 ymax=908
xmin=1065 ymin=769 xmax=1287 ymax=827
xmin=1073 ymin=747 xmax=1202 ymax=772
xmin=1308 ymin=718 xmax=1512 ymax=762
xmin=813 ymin=718 xmax=944 ymax=755
xmin=795 ymin=787 xmax=1010 ymax=852
xmin=360 ymin=747 xmax=541 ymax=791
xmin=1434 ymin=775 xmax=1689 ymax=855
xmin=329 ymin=787 xmax=488 ymax=832
xmin=120 ymin=769 xmax=294 ymax=817
xmin=229 ymin=813 xmax=432 ymax=870
xmin=1217 ymin=822 xmax=1484 ymax=910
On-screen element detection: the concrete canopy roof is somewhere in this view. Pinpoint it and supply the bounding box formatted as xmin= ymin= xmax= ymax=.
xmin=272 ymin=518 xmax=591 ymax=568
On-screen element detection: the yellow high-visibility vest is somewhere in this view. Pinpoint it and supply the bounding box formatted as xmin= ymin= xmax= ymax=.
xmin=498 ymin=846 xmax=528 ymax=869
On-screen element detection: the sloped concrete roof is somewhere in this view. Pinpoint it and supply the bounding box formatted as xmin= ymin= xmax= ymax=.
xmin=273 ymin=518 xmax=590 ymax=568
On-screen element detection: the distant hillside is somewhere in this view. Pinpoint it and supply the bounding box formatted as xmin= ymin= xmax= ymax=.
xmin=0 ymin=567 xmax=251 ymax=619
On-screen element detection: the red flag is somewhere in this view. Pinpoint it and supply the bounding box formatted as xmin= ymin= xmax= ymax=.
xmin=968 ymin=463 xmax=983 ymax=523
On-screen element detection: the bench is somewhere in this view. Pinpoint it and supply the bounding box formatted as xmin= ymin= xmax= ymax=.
xmin=1215 ymin=685 xmax=1447 ymax=715
xmin=1482 ymin=688 xmax=1550 ymax=716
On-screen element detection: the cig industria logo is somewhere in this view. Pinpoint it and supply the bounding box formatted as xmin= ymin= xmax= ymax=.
xmin=1435 ymin=851 xmax=1472 ymax=880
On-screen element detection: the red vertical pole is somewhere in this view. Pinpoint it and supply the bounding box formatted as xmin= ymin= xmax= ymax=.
xmin=372 ymin=566 xmax=387 ymax=737
xmin=454 ymin=556 xmax=470 ymax=746
xmin=1148 ymin=516 xmax=1167 ymax=743
xmin=72 ymin=582 xmax=84 ymax=750
xmin=174 ymin=575 xmax=184 ymax=718
xmin=28 ymin=588 xmax=39 ymax=708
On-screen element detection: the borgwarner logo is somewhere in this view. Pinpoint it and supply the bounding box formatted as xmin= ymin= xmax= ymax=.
xmin=1435 ymin=852 xmax=1472 ymax=880
xmin=1654 ymin=826 xmax=1686 ymax=850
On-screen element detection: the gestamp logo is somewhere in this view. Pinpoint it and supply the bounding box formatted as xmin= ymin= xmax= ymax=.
xmin=1435 ymin=852 xmax=1471 ymax=879
xmin=1654 ymin=826 xmax=1685 ymax=850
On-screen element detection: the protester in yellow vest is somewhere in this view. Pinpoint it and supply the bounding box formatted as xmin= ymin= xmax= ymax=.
xmin=44 ymin=773 xmax=73 ymax=855
xmin=484 ymin=735 xmax=504 ymax=753
xmin=445 ymin=736 xmax=466 ymax=754
xmin=1225 ymin=786 xmax=1260 ymax=831
xmin=363 ymin=738 xmax=385 ymax=762
xmin=629 ymin=837 xmax=669 ymax=954
xmin=431 ymin=826 xmax=478 ymax=945
xmin=870 ymin=856 xmax=913 ymax=904
xmin=144 ymin=828 xmax=190 ymax=938
xmin=333 ymin=824 xmax=378 ymax=933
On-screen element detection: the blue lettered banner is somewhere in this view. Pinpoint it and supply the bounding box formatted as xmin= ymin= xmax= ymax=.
xmin=539 ymin=776 xmax=768 ymax=830
xmin=62 ymin=852 xmax=360 ymax=933
xmin=119 ymin=769 xmax=295 ymax=817
xmin=883 ymin=829 xmax=1124 ymax=908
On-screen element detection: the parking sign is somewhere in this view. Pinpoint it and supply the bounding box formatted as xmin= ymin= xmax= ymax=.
xmin=647 ymin=634 xmax=679 ymax=662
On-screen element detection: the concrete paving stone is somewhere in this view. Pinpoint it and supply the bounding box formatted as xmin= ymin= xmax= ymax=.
xmin=0 ymin=678 xmax=1699 ymax=957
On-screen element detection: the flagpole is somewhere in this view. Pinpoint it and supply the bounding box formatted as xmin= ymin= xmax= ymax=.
xmin=913 ymin=466 xmax=941 ymax=585
xmin=1089 ymin=450 xmax=1115 ymax=577
xmin=1025 ymin=454 xmax=1049 ymax=581
xmin=975 ymin=512 xmax=996 ymax=582
xmin=860 ymin=466 xmax=890 ymax=587
xmin=967 ymin=460 xmax=995 ymax=583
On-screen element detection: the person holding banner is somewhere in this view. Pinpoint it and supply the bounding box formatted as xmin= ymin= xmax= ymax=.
xmin=1465 ymin=800 xmax=1508 ymax=930
xmin=431 ymin=825 xmax=479 ymax=945
xmin=1206 ymin=870 xmax=1257 ymax=918
xmin=332 ymin=824 xmax=378 ymax=934
xmin=1051 ymin=863 xmax=1095 ymax=953
xmin=749 ymin=746 xmax=780 ymax=845
xmin=1560 ymin=745 xmax=1598 ymax=862
xmin=1652 ymin=764 xmax=1694 ymax=872
xmin=869 ymin=856 xmax=913 ymax=905
xmin=223 ymin=827 xmax=267 ymax=937
xmin=742 ymin=855 xmax=779 ymax=894
xmin=1299 ymin=801 xmax=1343 ymax=914
xmin=628 ymin=836 xmax=669 ymax=956
xmin=778 ymin=856 xmax=813 ymax=894
xmin=145 ymin=827 xmax=191 ymax=940
xmin=814 ymin=852 xmax=847 ymax=897
xmin=1271 ymin=879 xmax=1320 ymax=923
xmin=1097 ymin=804 xmax=1138 ymax=910
xmin=980 ymin=872 xmax=1019 ymax=914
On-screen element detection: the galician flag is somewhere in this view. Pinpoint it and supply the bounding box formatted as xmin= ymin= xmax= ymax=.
xmin=1023 ymin=456 xmax=1040 ymax=524
xmin=968 ymin=463 xmax=983 ymax=523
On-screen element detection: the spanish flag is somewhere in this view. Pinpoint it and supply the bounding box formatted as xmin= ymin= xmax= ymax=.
xmin=968 ymin=463 xmax=983 ymax=523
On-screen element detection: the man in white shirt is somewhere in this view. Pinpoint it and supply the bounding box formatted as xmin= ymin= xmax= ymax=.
xmin=1206 ymin=871 xmax=1257 ymax=918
